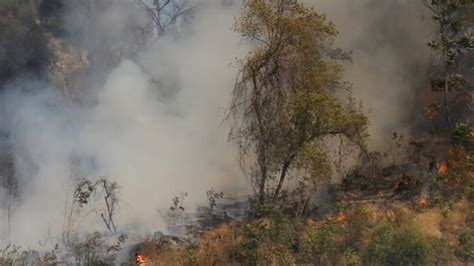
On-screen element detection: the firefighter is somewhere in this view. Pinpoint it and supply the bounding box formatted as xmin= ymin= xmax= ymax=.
xmin=135 ymin=252 xmax=147 ymax=265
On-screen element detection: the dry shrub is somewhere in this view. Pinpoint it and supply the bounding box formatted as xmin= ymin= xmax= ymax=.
xmin=413 ymin=209 xmax=442 ymax=238
xmin=71 ymin=232 xmax=108 ymax=265
xmin=184 ymin=223 xmax=241 ymax=265
xmin=137 ymin=224 xmax=241 ymax=266
xmin=345 ymin=203 xmax=371 ymax=249
xmin=0 ymin=244 xmax=20 ymax=265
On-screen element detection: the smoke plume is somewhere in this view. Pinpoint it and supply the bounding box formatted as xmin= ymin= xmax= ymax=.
xmin=1 ymin=1 xmax=247 ymax=248
xmin=0 ymin=0 xmax=434 ymax=249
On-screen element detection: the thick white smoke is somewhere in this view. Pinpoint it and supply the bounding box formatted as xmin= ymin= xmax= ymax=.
xmin=310 ymin=0 xmax=434 ymax=152
xmin=0 ymin=0 xmax=435 ymax=249
xmin=1 ymin=2 xmax=247 ymax=248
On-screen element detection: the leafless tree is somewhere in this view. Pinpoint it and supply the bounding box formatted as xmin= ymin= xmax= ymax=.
xmin=61 ymin=177 xmax=120 ymax=246
xmin=0 ymin=156 xmax=18 ymax=244
xmin=62 ymin=179 xmax=94 ymax=246
xmin=95 ymin=179 xmax=119 ymax=233
xmin=135 ymin=0 xmax=193 ymax=37
xmin=206 ymin=188 xmax=223 ymax=213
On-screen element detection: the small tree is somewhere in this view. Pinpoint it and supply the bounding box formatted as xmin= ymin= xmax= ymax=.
xmin=227 ymin=0 xmax=368 ymax=207
xmin=206 ymin=188 xmax=224 ymax=214
xmin=62 ymin=177 xmax=120 ymax=246
xmin=167 ymin=192 xmax=188 ymax=235
xmin=95 ymin=179 xmax=119 ymax=233
xmin=424 ymin=0 xmax=474 ymax=138
xmin=62 ymin=179 xmax=94 ymax=246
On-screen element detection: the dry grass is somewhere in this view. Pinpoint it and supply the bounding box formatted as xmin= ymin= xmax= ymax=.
xmin=135 ymin=223 xmax=241 ymax=266
xmin=414 ymin=209 xmax=443 ymax=238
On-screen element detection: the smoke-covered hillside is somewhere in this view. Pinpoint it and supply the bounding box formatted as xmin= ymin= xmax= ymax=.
xmin=0 ymin=0 xmax=472 ymax=265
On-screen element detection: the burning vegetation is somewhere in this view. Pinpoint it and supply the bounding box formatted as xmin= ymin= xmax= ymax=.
xmin=438 ymin=161 xmax=448 ymax=175
xmin=0 ymin=0 xmax=472 ymax=265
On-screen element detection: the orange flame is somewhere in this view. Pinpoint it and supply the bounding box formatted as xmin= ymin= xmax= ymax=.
xmin=136 ymin=254 xmax=147 ymax=264
xmin=335 ymin=212 xmax=346 ymax=222
xmin=418 ymin=196 xmax=427 ymax=207
xmin=437 ymin=162 xmax=448 ymax=175
xmin=327 ymin=212 xmax=346 ymax=222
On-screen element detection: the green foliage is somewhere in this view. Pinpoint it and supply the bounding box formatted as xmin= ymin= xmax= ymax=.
xmin=424 ymin=0 xmax=474 ymax=135
xmin=300 ymin=222 xmax=343 ymax=265
xmin=343 ymin=249 xmax=362 ymax=266
xmin=0 ymin=0 xmax=51 ymax=84
xmin=362 ymin=220 xmax=431 ymax=266
xmin=229 ymin=0 xmax=368 ymax=206
xmin=233 ymin=222 xmax=266 ymax=264
xmin=441 ymin=147 xmax=473 ymax=198
xmin=453 ymin=122 xmax=473 ymax=147
xmin=231 ymin=211 xmax=299 ymax=265
xmin=456 ymin=230 xmax=474 ymax=261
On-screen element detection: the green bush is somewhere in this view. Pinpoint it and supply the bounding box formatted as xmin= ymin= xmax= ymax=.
xmin=230 ymin=222 xmax=264 ymax=264
xmin=230 ymin=211 xmax=299 ymax=265
xmin=363 ymin=220 xmax=431 ymax=266
xmin=300 ymin=222 xmax=343 ymax=265
xmin=343 ymin=249 xmax=362 ymax=266
xmin=455 ymin=230 xmax=474 ymax=261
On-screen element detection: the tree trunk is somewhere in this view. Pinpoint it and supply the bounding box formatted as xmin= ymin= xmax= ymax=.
xmin=444 ymin=65 xmax=453 ymax=137
xmin=442 ymin=19 xmax=453 ymax=138
xmin=258 ymin=162 xmax=267 ymax=204
xmin=272 ymin=158 xmax=292 ymax=203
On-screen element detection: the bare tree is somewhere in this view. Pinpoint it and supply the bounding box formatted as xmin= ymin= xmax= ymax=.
xmin=0 ymin=156 xmax=18 ymax=244
xmin=61 ymin=177 xmax=120 ymax=246
xmin=62 ymin=179 xmax=95 ymax=246
xmin=206 ymin=188 xmax=224 ymax=214
xmin=159 ymin=192 xmax=188 ymax=236
xmin=135 ymin=0 xmax=193 ymax=37
xmin=95 ymin=179 xmax=119 ymax=233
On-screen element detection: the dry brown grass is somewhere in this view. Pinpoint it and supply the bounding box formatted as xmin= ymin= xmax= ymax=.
xmin=126 ymin=197 xmax=473 ymax=265
xmin=134 ymin=223 xmax=241 ymax=266
xmin=414 ymin=209 xmax=443 ymax=238
xmin=439 ymin=198 xmax=472 ymax=246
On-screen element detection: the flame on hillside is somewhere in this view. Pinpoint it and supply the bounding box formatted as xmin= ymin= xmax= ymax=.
xmin=437 ymin=162 xmax=448 ymax=175
xmin=327 ymin=212 xmax=346 ymax=222
xmin=305 ymin=218 xmax=316 ymax=226
xmin=418 ymin=196 xmax=427 ymax=207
